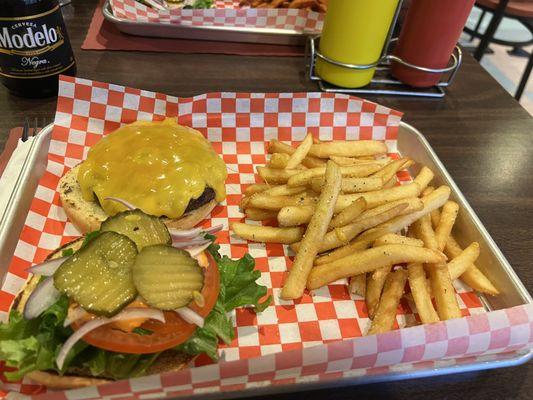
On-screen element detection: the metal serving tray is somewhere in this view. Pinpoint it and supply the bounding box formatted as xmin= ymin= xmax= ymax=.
xmin=0 ymin=122 xmax=530 ymax=397
xmin=102 ymin=0 xmax=308 ymax=46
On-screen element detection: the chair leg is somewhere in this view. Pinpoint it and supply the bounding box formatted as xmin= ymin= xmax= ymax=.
xmin=515 ymin=51 xmax=533 ymax=101
xmin=474 ymin=0 xmax=510 ymax=61
xmin=470 ymin=9 xmax=487 ymax=41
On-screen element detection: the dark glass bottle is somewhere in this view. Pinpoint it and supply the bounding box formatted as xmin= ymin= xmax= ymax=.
xmin=0 ymin=0 xmax=76 ymax=98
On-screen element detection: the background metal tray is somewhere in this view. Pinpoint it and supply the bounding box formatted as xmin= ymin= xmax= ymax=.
xmin=0 ymin=122 xmax=530 ymax=397
xmin=102 ymin=0 xmax=308 ymax=46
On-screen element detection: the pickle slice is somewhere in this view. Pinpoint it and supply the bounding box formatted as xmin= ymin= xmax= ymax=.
xmin=53 ymin=231 xmax=137 ymax=316
xmin=132 ymin=245 xmax=204 ymax=310
xmin=100 ymin=209 xmax=171 ymax=250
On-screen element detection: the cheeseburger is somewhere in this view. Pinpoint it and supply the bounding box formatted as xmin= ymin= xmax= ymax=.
xmin=0 ymin=120 xmax=268 ymax=389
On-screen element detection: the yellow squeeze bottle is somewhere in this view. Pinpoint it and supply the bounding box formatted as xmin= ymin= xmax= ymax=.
xmin=316 ymin=0 xmax=400 ymax=88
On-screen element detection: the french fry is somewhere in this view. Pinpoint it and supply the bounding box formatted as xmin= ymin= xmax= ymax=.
xmin=445 ymin=236 xmax=499 ymax=295
xmin=447 ymin=242 xmax=480 ymax=280
xmin=366 ymin=266 xmax=390 ymax=319
xmin=431 ymin=208 xmax=498 ymax=295
xmin=288 ymin=0 xmax=316 ymax=8
xmin=367 ymin=269 xmax=408 ymax=335
xmin=268 ymin=153 xmax=292 ymax=169
xmin=314 ymin=227 xmax=390 ymax=265
xmin=315 ymin=196 xmax=433 ymax=264
xmin=247 ymin=193 xmax=317 ymax=211
xmin=414 ymin=215 xmax=439 ymax=250
xmin=310 ymin=176 xmax=384 ymax=194
xmin=286 ymin=133 xmax=313 ymax=170
xmin=382 ymin=176 xmax=397 ymax=189
xmin=291 ymin=203 xmax=407 ymax=253
xmin=373 ymin=233 xmax=424 ymax=248
xmin=434 ymin=201 xmax=459 ymax=251
xmin=244 ymin=183 xmax=270 ymax=196
xmin=330 ymin=155 xmax=390 ymax=166
xmin=407 ymin=263 xmax=440 ymax=324
xmin=231 ymin=222 xmax=304 ymax=244
xmin=355 ymin=183 xmax=421 ymax=209
xmin=413 ymin=166 xmax=434 ymax=192
xmin=349 ymin=274 xmax=367 ymax=296
xmin=257 ymin=166 xmax=299 ymax=184
xmin=308 ymin=140 xmax=387 ymax=158
xmin=330 ymin=197 xmax=367 ymax=228
xmin=428 ymin=263 xmax=462 ymax=320
xmin=356 ymin=197 xmax=423 ymax=221
xmin=373 ymin=158 xmax=413 ymax=182
xmin=425 ymin=187 xmax=442 ymax=228
xmin=281 ymin=161 xmax=342 ymax=299
xmin=374 ymin=186 xmax=451 ymax=235
xmin=277 ymin=205 xmax=314 ymax=227
xmin=416 ymin=214 xmax=461 ymax=321
xmin=268 ymin=139 xmax=325 ymax=168
xmin=423 ymin=186 xmax=435 ymax=197
xmin=461 ymin=265 xmax=500 ymax=295
xmin=245 ymin=208 xmax=278 ymax=221
xmin=262 ymin=184 xmax=307 ymax=197
xmin=287 ymin=164 xmax=382 ymax=187
xmin=306 ymin=244 xmax=446 ymax=290
xmin=277 ymin=194 xmax=422 ymax=227
xmin=240 ymin=196 xmax=251 ymax=210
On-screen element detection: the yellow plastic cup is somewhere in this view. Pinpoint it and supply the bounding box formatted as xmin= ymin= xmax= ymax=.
xmin=316 ymin=0 xmax=400 ymax=88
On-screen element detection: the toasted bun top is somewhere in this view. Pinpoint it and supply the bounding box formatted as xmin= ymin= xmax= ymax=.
xmin=58 ymin=165 xmax=218 ymax=234
xmin=77 ymin=119 xmax=227 ymax=219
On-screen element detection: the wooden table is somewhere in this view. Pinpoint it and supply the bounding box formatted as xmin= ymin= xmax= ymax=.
xmin=0 ymin=1 xmax=531 ymax=399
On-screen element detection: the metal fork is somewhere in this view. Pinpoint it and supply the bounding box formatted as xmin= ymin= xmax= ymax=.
xmin=21 ymin=117 xmax=50 ymax=142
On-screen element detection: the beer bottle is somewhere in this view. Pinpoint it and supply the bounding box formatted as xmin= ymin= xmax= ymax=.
xmin=0 ymin=0 xmax=76 ymax=98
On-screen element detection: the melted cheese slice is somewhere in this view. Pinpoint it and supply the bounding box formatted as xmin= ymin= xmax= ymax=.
xmin=78 ymin=119 xmax=227 ymax=219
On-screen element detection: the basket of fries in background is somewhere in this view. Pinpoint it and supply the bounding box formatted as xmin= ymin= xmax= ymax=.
xmin=108 ymin=0 xmax=326 ymax=43
xmin=239 ymin=0 xmax=327 ymax=12
xmin=232 ymin=136 xmax=499 ymax=334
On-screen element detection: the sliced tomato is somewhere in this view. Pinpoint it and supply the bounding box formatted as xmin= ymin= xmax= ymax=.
xmin=71 ymin=251 xmax=220 ymax=354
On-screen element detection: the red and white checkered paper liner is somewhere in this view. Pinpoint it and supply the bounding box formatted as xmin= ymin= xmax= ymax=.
xmin=110 ymin=0 xmax=323 ymax=33
xmin=0 ymin=75 xmax=531 ymax=398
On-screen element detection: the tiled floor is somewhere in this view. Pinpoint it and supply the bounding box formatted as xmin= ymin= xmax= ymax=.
xmin=462 ymin=7 xmax=532 ymax=115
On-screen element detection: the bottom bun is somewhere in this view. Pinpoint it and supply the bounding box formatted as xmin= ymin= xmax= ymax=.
xmin=26 ymin=351 xmax=193 ymax=390
xmin=27 ymin=371 xmax=110 ymax=390
xmin=58 ymin=165 xmax=218 ymax=234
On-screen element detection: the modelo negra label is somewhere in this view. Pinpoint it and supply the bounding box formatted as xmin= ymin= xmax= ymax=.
xmin=0 ymin=6 xmax=74 ymax=79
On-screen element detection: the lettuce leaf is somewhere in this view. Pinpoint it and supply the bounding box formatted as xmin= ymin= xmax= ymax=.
xmin=0 ymin=296 xmax=88 ymax=381
xmin=0 ymin=242 xmax=270 ymax=380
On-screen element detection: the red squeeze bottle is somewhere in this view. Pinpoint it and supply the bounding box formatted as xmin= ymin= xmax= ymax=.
xmin=391 ymin=0 xmax=475 ymax=87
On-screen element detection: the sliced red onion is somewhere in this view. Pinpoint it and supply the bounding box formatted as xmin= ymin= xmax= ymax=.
xmin=168 ymin=227 xmax=202 ymax=239
xmin=63 ymin=306 xmax=88 ymax=328
xmin=204 ymin=224 xmax=224 ymax=235
xmin=169 ymin=224 xmax=224 ymax=240
xmin=186 ymin=242 xmax=212 ymax=258
xmin=56 ymin=308 xmax=165 ymax=370
xmin=27 ymin=256 xmax=68 ymax=276
xmin=24 ymin=277 xmax=61 ymax=319
xmin=173 ymin=239 xmax=212 ymax=249
xmin=104 ymin=197 xmax=137 ymax=210
xmin=175 ymin=307 xmax=204 ymax=328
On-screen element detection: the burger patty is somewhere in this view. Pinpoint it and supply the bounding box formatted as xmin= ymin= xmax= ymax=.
xmin=91 ymin=187 xmax=215 ymax=216
xmin=184 ymin=187 xmax=216 ymax=214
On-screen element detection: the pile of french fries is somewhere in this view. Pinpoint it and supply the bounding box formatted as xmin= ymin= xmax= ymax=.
xmin=230 ymin=135 xmax=500 ymax=335
xmin=239 ymin=0 xmax=327 ymax=12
